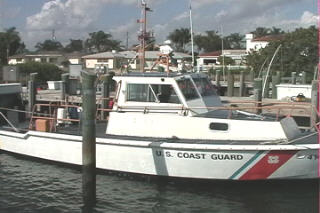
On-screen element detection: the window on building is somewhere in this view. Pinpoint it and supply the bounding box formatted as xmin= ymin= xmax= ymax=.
xmin=203 ymin=59 xmax=217 ymax=65
xmin=49 ymin=58 xmax=58 ymax=63
xmin=97 ymin=59 xmax=108 ymax=63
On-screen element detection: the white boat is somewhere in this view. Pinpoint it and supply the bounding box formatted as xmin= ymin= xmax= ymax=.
xmin=0 ymin=72 xmax=319 ymax=180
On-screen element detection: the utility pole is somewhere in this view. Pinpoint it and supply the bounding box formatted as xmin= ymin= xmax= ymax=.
xmin=126 ymin=31 xmax=129 ymax=50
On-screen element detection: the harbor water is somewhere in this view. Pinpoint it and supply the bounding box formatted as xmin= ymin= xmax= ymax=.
xmin=0 ymin=152 xmax=319 ymax=213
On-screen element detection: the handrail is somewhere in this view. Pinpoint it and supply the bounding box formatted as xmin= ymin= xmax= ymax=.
xmin=0 ymin=112 xmax=19 ymax=133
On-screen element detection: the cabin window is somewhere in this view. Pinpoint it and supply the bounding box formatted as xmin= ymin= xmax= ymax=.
xmin=192 ymin=78 xmax=217 ymax=97
xmin=151 ymin=84 xmax=181 ymax=104
xmin=126 ymin=83 xmax=181 ymax=104
xmin=127 ymin=84 xmax=150 ymax=102
xmin=176 ymin=78 xmax=199 ymax=101
xmin=209 ymin=122 xmax=228 ymax=131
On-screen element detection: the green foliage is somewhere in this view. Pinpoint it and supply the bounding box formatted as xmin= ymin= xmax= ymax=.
xmin=246 ymin=26 xmax=317 ymax=79
xmin=0 ymin=27 xmax=25 ymax=65
xmin=64 ymin=39 xmax=83 ymax=52
xmin=167 ymin=28 xmax=191 ymax=52
xmin=208 ymin=67 xmax=215 ymax=76
xmin=85 ymin=31 xmax=122 ymax=53
xmin=218 ymin=56 xmax=235 ymax=65
xmin=194 ymin=31 xmax=221 ymax=52
xmin=17 ymin=62 xmax=63 ymax=84
xmin=250 ymin=26 xmax=284 ymax=37
xmin=35 ymin=40 xmax=63 ymax=51
xmin=224 ymin=33 xmax=245 ymax=49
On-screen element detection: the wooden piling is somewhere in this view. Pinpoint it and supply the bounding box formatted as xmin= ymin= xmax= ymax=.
xmin=227 ymin=70 xmax=234 ymax=97
xmin=301 ymin=71 xmax=307 ymax=84
xmin=215 ymin=70 xmax=221 ymax=88
xmin=60 ymin=73 xmax=69 ymax=100
xmin=254 ymin=78 xmax=262 ymax=114
xmin=311 ymin=80 xmax=319 ymax=128
xmin=239 ymin=71 xmax=245 ymax=97
xmin=81 ymin=71 xmax=97 ymax=207
xmin=291 ymin=72 xmax=296 ymax=85
xmin=272 ymin=71 xmax=281 ymax=99
xmin=28 ymin=73 xmax=37 ymax=115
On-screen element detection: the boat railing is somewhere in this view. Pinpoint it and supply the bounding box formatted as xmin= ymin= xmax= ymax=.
xmin=28 ymin=103 xmax=82 ymax=132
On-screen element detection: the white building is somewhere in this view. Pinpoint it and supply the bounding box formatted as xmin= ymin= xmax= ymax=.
xmin=197 ymin=49 xmax=247 ymax=71
xmin=82 ymin=51 xmax=124 ymax=70
xmin=8 ymin=51 xmax=84 ymax=67
xmin=246 ymin=33 xmax=283 ymax=53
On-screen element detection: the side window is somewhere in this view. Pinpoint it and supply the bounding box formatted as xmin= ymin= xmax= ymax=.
xmin=127 ymin=84 xmax=149 ymax=102
xmin=154 ymin=84 xmax=181 ymax=104
xmin=126 ymin=83 xmax=181 ymax=104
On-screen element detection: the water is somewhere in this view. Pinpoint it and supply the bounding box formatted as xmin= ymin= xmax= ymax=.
xmin=0 ymin=152 xmax=319 ymax=213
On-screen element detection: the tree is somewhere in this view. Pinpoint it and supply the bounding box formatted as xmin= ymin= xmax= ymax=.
xmin=224 ymin=33 xmax=245 ymax=49
xmin=35 ymin=40 xmax=63 ymax=51
xmin=246 ymin=26 xmax=317 ymax=80
xmin=64 ymin=39 xmax=83 ymax=52
xmin=218 ymin=56 xmax=235 ymax=65
xmin=194 ymin=31 xmax=222 ymax=52
xmin=269 ymin=27 xmax=285 ymax=35
xmin=250 ymin=27 xmax=270 ymax=37
xmin=85 ymin=31 xmax=122 ymax=53
xmin=251 ymin=26 xmax=285 ymax=37
xmin=0 ymin=27 xmax=25 ymax=65
xmin=17 ymin=62 xmax=63 ymax=84
xmin=167 ymin=28 xmax=191 ymax=52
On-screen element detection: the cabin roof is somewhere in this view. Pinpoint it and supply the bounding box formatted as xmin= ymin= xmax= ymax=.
xmin=114 ymin=72 xmax=208 ymax=79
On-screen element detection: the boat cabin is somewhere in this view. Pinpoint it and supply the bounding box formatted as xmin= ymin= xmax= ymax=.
xmin=112 ymin=72 xmax=223 ymax=115
xmin=106 ymin=72 xmax=300 ymax=141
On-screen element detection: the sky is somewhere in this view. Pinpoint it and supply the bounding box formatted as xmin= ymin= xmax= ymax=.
xmin=0 ymin=0 xmax=318 ymax=50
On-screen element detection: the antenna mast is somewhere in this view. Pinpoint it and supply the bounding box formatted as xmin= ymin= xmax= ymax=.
xmin=189 ymin=1 xmax=195 ymax=72
xmin=138 ymin=0 xmax=152 ymax=72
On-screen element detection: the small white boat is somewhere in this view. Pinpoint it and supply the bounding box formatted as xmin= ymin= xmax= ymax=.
xmin=0 ymin=72 xmax=319 ymax=180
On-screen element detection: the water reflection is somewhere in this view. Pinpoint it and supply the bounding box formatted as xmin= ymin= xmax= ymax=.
xmin=0 ymin=153 xmax=319 ymax=213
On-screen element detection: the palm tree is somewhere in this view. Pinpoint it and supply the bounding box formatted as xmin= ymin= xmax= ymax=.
xmin=167 ymin=28 xmax=191 ymax=52
xmin=85 ymin=31 xmax=122 ymax=53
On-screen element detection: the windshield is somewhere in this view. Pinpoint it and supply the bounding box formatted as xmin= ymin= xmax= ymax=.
xmin=176 ymin=78 xmax=199 ymax=101
xmin=192 ymin=77 xmax=217 ymax=97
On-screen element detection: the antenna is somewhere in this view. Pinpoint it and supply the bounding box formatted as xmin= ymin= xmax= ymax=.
xmin=189 ymin=0 xmax=195 ymax=72
xmin=52 ymin=29 xmax=56 ymax=41
xmin=137 ymin=0 xmax=152 ymax=72
xmin=221 ymin=25 xmax=225 ymax=81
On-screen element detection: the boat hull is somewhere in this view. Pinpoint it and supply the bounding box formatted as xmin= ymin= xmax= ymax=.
xmin=0 ymin=130 xmax=318 ymax=180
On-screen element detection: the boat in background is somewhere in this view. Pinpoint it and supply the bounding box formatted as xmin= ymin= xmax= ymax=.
xmin=0 ymin=72 xmax=319 ymax=180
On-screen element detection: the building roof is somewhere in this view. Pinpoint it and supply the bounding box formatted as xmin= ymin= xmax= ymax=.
xmin=199 ymin=51 xmax=222 ymax=57
xmin=64 ymin=52 xmax=86 ymax=59
xmin=82 ymin=51 xmax=124 ymax=59
xmin=144 ymin=51 xmax=191 ymax=59
xmin=252 ymin=34 xmax=284 ymax=42
xmin=172 ymin=52 xmax=192 ymax=59
xmin=119 ymin=51 xmax=137 ymax=59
